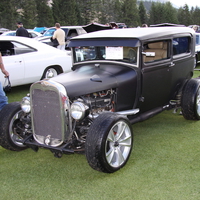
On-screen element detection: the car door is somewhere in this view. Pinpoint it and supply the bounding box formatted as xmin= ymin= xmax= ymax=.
xmin=12 ymin=41 xmax=40 ymax=85
xmin=170 ymin=35 xmax=194 ymax=95
xmin=140 ymin=40 xmax=172 ymax=112
xmin=0 ymin=41 xmax=25 ymax=87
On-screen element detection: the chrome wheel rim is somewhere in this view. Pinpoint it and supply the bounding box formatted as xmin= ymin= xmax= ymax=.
xmin=45 ymin=68 xmax=58 ymax=78
xmin=105 ymin=120 xmax=132 ymax=168
xmin=9 ymin=110 xmax=26 ymax=147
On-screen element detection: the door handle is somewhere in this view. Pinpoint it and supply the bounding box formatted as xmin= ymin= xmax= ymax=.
xmin=169 ymin=62 xmax=175 ymax=67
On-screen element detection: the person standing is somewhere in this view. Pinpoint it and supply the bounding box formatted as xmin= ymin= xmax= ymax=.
xmin=0 ymin=52 xmax=9 ymax=110
xmin=52 ymin=23 xmax=66 ymax=50
xmin=16 ymin=22 xmax=29 ymax=37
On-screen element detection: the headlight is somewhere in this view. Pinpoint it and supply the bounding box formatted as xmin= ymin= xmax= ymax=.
xmin=71 ymin=101 xmax=88 ymax=120
xmin=21 ymin=96 xmax=31 ymax=113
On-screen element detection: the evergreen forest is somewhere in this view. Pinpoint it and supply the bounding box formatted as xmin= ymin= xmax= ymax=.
xmin=0 ymin=0 xmax=200 ymax=30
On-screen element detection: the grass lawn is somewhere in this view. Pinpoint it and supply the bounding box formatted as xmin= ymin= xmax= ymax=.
xmin=1 ymin=68 xmax=200 ymax=200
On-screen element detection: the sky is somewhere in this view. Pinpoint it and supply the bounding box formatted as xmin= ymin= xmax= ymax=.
xmin=169 ymin=0 xmax=200 ymax=8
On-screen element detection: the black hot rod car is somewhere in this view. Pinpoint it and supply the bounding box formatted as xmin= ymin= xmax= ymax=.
xmin=0 ymin=27 xmax=199 ymax=173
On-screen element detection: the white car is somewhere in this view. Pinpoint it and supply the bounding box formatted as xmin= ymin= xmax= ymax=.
xmin=0 ymin=36 xmax=72 ymax=87
xmin=1 ymin=30 xmax=43 ymax=38
xmin=36 ymin=26 xmax=87 ymax=48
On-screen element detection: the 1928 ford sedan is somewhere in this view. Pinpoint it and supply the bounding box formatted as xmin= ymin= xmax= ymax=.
xmin=0 ymin=27 xmax=199 ymax=173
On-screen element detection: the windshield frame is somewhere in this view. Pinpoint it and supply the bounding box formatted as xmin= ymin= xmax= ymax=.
xmin=72 ymin=45 xmax=139 ymax=66
xmin=70 ymin=38 xmax=140 ymax=67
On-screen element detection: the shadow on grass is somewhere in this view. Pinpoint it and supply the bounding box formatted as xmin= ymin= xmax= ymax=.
xmin=7 ymin=84 xmax=31 ymax=103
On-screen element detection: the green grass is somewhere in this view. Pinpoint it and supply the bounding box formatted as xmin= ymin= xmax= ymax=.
xmin=1 ymin=68 xmax=200 ymax=200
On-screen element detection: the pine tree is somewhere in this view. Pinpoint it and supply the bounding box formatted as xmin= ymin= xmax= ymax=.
xmin=163 ymin=2 xmax=178 ymax=24
xmin=113 ymin=0 xmax=123 ymax=23
xmin=177 ymin=4 xmax=192 ymax=26
xmin=35 ymin=0 xmax=53 ymax=27
xmin=121 ymin=0 xmax=140 ymax=27
xmin=191 ymin=6 xmax=200 ymax=25
xmin=139 ymin=1 xmax=148 ymax=25
xmin=76 ymin=0 xmax=97 ymax=25
xmin=52 ymin=0 xmax=79 ymax=26
xmin=0 ymin=0 xmax=19 ymax=30
xmin=148 ymin=2 xmax=156 ymax=25
xmin=21 ymin=0 xmax=38 ymax=28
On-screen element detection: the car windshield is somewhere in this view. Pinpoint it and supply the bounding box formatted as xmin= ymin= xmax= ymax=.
xmin=43 ymin=28 xmax=56 ymax=36
xmin=73 ymin=46 xmax=138 ymax=65
xmin=2 ymin=32 xmax=16 ymax=36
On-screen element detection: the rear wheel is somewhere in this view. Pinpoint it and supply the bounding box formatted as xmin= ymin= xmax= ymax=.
xmin=85 ymin=112 xmax=133 ymax=173
xmin=42 ymin=67 xmax=62 ymax=79
xmin=181 ymin=79 xmax=200 ymax=120
xmin=0 ymin=102 xmax=28 ymax=151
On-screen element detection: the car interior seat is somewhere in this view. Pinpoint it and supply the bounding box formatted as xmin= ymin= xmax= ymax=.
xmin=143 ymin=41 xmax=167 ymax=62
xmin=123 ymin=47 xmax=137 ymax=63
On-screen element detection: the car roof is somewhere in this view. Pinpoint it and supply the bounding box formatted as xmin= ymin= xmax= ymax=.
xmin=0 ymin=36 xmax=59 ymax=50
xmin=70 ymin=27 xmax=195 ymax=41
xmin=1 ymin=30 xmax=41 ymax=34
xmin=48 ymin=26 xmax=84 ymax=29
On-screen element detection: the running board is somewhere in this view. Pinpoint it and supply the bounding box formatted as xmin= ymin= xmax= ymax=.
xmin=128 ymin=106 xmax=165 ymax=124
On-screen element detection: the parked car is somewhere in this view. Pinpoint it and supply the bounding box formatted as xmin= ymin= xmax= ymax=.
xmin=0 ymin=27 xmax=198 ymax=173
xmin=150 ymin=23 xmax=185 ymax=27
xmin=33 ymin=27 xmax=47 ymax=34
xmin=188 ymin=25 xmax=200 ymax=33
xmin=195 ymin=33 xmax=200 ymax=67
xmin=0 ymin=28 xmax=9 ymax=34
xmin=1 ymin=30 xmax=42 ymax=38
xmin=0 ymin=36 xmax=72 ymax=87
xmin=82 ymin=23 xmax=112 ymax=33
xmin=36 ymin=26 xmax=87 ymax=48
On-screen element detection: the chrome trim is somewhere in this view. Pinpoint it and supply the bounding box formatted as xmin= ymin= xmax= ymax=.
xmin=73 ymin=59 xmax=138 ymax=68
xmin=30 ymin=79 xmax=73 ymax=146
xmin=116 ymin=108 xmax=139 ymax=115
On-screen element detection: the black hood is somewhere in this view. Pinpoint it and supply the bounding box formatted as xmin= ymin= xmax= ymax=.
xmin=51 ymin=63 xmax=138 ymax=111
xmin=51 ymin=64 xmax=119 ymax=98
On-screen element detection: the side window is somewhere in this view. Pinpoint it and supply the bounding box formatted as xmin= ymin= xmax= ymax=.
xmin=67 ymin=29 xmax=78 ymax=38
xmin=143 ymin=41 xmax=168 ymax=63
xmin=123 ymin=47 xmax=137 ymax=63
xmin=12 ymin=41 xmax=36 ymax=55
xmin=78 ymin=28 xmax=87 ymax=34
xmin=62 ymin=28 xmax=69 ymax=37
xmin=30 ymin=33 xmax=37 ymax=38
xmin=196 ymin=34 xmax=200 ymax=45
xmin=173 ymin=37 xmax=190 ymax=56
xmin=0 ymin=41 xmax=15 ymax=56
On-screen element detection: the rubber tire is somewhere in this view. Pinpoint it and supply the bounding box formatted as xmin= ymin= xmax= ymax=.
xmin=85 ymin=112 xmax=133 ymax=173
xmin=181 ymin=79 xmax=200 ymax=120
xmin=0 ymin=102 xmax=27 ymax=151
xmin=41 ymin=67 xmax=62 ymax=79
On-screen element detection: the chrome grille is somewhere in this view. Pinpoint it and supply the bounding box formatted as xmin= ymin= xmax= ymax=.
xmin=30 ymin=80 xmax=68 ymax=147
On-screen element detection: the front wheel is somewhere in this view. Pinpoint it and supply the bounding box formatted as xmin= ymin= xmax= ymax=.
xmin=0 ymin=102 xmax=28 ymax=151
xmin=181 ymin=79 xmax=200 ymax=120
xmin=85 ymin=112 xmax=133 ymax=173
xmin=42 ymin=67 xmax=62 ymax=79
